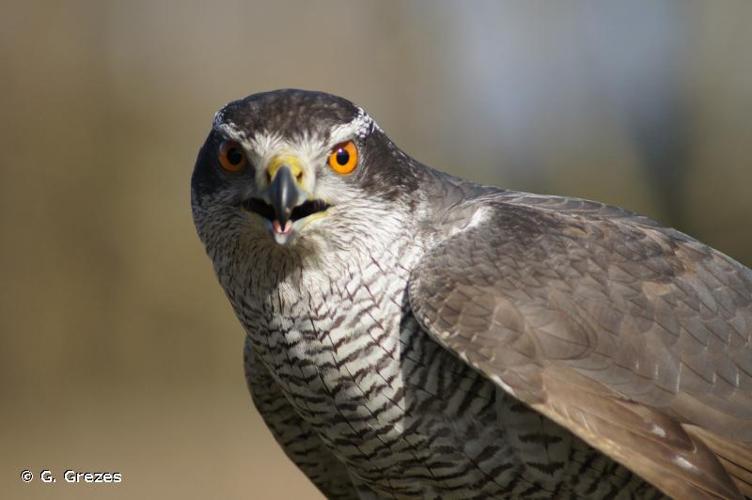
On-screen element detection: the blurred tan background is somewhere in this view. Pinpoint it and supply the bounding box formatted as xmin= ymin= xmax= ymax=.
xmin=2 ymin=1 xmax=751 ymax=498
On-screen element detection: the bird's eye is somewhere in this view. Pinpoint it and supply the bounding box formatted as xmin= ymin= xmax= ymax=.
xmin=327 ymin=141 xmax=358 ymax=175
xmin=218 ymin=140 xmax=248 ymax=173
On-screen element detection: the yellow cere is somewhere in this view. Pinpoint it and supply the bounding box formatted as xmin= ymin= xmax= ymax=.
xmin=266 ymin=155 xmax=304 ymax=180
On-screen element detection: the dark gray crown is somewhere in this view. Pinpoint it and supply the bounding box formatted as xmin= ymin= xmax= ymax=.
xmin=214 ymin=89 xmax=360 ymax=141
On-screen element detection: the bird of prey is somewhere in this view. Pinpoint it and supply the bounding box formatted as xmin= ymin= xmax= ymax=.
xmin=191 ymin=89 xmax=752 ymax=499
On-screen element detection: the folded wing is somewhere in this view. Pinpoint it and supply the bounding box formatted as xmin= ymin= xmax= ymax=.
xmin=409 ymin=193 xmax=752 ymax=499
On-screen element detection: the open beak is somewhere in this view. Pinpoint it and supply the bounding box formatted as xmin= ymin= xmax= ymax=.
xmin=267 ymin=163 xmax=300 ymax=232
xmin=242 ymin=155 xmax=329 ymax=245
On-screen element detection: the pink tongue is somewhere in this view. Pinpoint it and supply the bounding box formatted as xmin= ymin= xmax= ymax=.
xmin=272 ymin=220 xmax=292 ymax=234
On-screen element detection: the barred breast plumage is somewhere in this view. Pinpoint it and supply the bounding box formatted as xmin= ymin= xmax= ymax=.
xmin=192 ymin=89 xmax=752 ymax=499
xmin=232 ymin=228 xmax=663 ymax=499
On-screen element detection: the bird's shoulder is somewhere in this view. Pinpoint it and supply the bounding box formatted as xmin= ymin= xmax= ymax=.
xmin=413 ymin=186 xmax=752 ymax=421
xmin=408 ymin=187 xmax=752 ymax=498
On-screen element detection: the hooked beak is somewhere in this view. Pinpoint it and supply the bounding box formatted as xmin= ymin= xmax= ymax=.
xmin=268 ymin=164 xmax=300 ymax=230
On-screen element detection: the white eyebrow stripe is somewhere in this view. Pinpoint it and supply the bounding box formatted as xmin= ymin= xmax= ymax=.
xmin=329 ymin=107 xmax=380 ymax=144
xmin=213 ymin=121 xmax=250 ymax=146
xmin=211 ymin=107 xmax=227 ymax=128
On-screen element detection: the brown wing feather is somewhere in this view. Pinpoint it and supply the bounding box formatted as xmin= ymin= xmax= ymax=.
xmin=687 ymin=426 xmax=752 ymax=497
xmin=535 ymin=370 xmax=736 ymax=499
xmin=409 ymin=194 xmax=752 ymax=499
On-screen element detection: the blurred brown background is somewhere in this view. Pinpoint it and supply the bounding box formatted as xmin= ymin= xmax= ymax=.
xmin=2 ymin=1 xmax=751 ymax=498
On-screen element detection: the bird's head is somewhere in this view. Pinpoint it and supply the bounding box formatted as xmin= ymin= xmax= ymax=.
xmin=192 ymin=89 xmax=421 ymax=264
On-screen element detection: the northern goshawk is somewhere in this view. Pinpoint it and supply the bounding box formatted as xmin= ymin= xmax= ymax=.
xmin=192 ymin=89 xmax=752 ymax=499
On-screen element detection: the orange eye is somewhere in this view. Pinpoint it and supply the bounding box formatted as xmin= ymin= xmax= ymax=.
xmin=327 ymin=141 xmax=358 ymax=175
xmin=218 ymin=140 xmax=247 ymax=172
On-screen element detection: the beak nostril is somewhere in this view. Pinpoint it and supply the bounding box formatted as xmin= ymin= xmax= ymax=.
xmin=265 ymin=170 xmax=272 ymax=184
xmin=296 ymin=171 xmax=303 ymax=182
